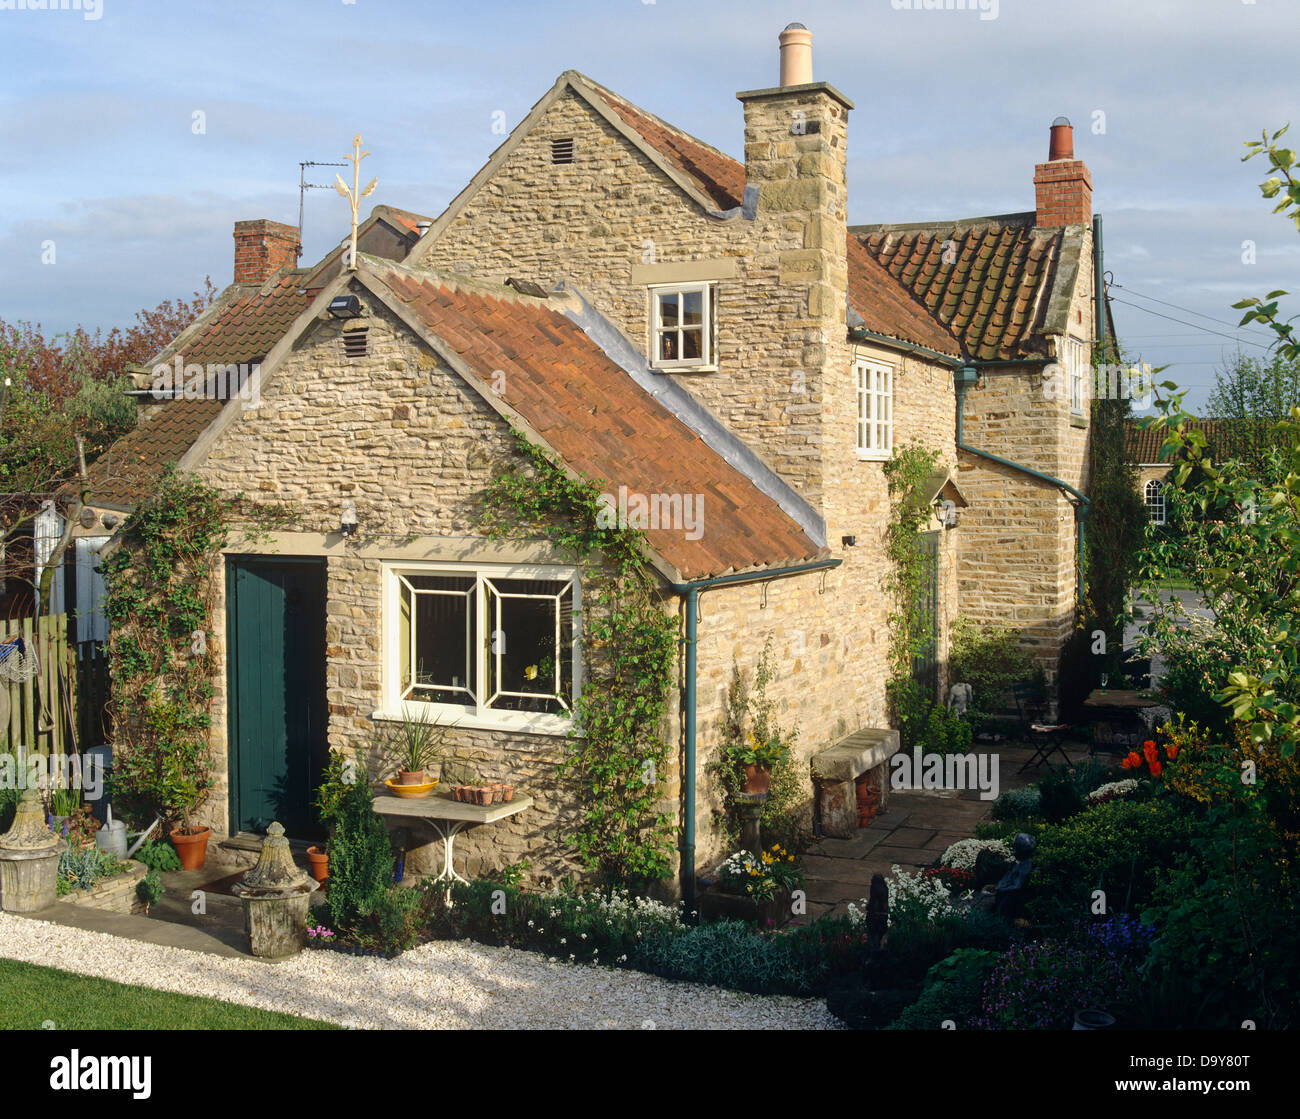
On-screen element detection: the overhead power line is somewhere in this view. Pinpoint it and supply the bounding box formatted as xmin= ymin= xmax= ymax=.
xmin=1109 ymin=298 xmax=1271 ymax=349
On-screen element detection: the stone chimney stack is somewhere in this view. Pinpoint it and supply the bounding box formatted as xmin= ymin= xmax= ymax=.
xmin=734 ymin=25 xmax=853 ymax=503
xmin=233 ymin=219 xmax=300 ymax=284
xmin=1034 ymin=117 xmax=1092 ymax=227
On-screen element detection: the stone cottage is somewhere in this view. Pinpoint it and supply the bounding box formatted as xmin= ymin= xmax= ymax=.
xmin=81 ymin=25 xmax=1103 ymax=898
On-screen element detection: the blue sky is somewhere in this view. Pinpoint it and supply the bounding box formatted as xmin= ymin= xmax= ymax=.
xmin=1 ymin=0 xmax=1295 ymax=410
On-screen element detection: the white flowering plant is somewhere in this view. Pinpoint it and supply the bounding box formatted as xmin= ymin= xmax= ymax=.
xmin=939 ymin=838 xmax=1013 ymax=872
xmin=846 ymin=865 xmax=972 ymax=929
xmin=1086 ymin=778 xmax=1140 ymax=805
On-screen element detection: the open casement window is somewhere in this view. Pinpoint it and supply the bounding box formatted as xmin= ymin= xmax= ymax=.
xmin=856 ymin=358 xmax=893 ymax=458
xmin=389 ymin=565 xmax=579 ymax=730
xmin=650 ymin=283 xmax=715 ymax=369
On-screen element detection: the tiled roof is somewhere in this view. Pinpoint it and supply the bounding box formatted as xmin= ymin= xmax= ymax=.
xmin=846 ymin=235 xmax=963 ymax=357
xmin=853 ymin=214 xmax=1065 ymax=361
xmin=1125 ymin=418 xmax=1269 ymax=464
xmin=371 ymin=266 xmax=825 ymax=579
xmin=584 ymin=79 xmax=746 ymax=212
xmin=82 ymin=272 xmax=311 ymax=508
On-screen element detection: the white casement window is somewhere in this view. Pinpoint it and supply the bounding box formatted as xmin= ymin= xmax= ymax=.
xmin=380 ymin=563 xmax=580 ymax=734
xmin=1066 ymin=336 xmax=1090 ymax=415
xmin=649 ymin=282 xmax=715 ymax=369
xmin=855 ymin=358 xmax=893 ymax=458
xmin=1144 ymin=480 xmax=1167 ymax=525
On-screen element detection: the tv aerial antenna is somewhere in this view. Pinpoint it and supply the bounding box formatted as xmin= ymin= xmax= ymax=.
xmin=298 ymin=159 xmax=348 ymax=260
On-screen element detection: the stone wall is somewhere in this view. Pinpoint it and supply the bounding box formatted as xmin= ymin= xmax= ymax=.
xmin=57 ymin=859 xmax=148 ymax=916
xmin=193 ymin=291 xmax=626 ymax=881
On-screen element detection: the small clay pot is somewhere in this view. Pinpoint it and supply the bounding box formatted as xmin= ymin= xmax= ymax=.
xmin=398 ymin=769 xmax=424 ymax=786
xmin=475 ymin=787 xmax=491 ymax=806
xmin=501 ymin=785 xmax=515 ymax=803
xmin=306 ymin=845 xmax=329 ymax=883
xmin=490 ymin=784 xmax=504 ymax=804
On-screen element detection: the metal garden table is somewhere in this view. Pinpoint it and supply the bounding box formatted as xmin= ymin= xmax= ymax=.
xmin=372 ymin=792 xmax=534 ymax=884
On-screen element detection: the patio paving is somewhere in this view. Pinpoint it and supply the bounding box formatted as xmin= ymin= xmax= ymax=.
xmin=797 ymin=739 xmax=1092 ymax=922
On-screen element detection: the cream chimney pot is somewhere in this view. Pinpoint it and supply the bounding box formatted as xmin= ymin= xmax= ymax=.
xmin=778 ymin=23 xmax=813 ymax=86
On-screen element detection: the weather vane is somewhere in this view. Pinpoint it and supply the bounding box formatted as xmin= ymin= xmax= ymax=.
xmin=335 ymin=134 xmax=377 ymax=271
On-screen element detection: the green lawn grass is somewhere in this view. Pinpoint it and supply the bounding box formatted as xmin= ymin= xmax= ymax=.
xmin=0 ymin=958 xmax=339 ymax=1030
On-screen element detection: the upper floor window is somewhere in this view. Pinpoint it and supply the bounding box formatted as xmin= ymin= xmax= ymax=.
xmin=856 ymin=358 xmax=893 ymax=458
xmin=1144 ymin=479 xmax=1167 ymax=525
xmin=649 ymin=282 xmax=715 ymax=370
xmin=382 ymin=563 xmax=580 ymax=734
xmin=1065 ymin=335 xmax=1090 ymax=415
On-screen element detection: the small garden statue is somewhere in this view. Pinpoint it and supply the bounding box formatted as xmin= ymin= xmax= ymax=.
xmin=991 ymin=832 xmax=1035 ymax=918
xmin=947 ymin=681 xmax=973 ymax=717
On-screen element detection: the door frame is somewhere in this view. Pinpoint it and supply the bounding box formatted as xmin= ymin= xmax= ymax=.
xmin=224 ymin=554 xmax=328 ymax=837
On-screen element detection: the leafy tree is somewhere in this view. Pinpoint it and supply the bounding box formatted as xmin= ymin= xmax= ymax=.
xmin=1208 ymin=349 xmax=1300 ymax=422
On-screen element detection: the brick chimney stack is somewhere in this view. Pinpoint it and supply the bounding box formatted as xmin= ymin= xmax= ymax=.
xmin=1034 ymin=117 xmax=1092 ymax=227
xmin=233 ymin=219 xmax=300 ymax=284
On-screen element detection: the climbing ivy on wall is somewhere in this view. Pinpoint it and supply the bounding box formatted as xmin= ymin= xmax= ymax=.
xmin=103 ymin=469 xmax=296 ymax=831
xmin=479 ymin=432 xmax=678 ymax=885
xmin=882 ymin=441 xmax=943 ymax=748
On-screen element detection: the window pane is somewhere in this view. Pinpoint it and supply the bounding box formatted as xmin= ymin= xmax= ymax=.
xmin=681 ymin=290 xmax=703 ymax=326
xmin=487 ymin=579 xmax=572 ymax=715
xmin=658 ymin=292 xmax=679 ymax=327
xmin=402 ymin=577 xmax=475 ymax=704
xmin=681 ymin=328 xmax=702 ymax=360
xmin=658 ymin=331 xmax=678 ymax=361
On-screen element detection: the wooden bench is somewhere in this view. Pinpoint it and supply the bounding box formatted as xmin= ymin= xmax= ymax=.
xmin=810 ymin=728 xmax=900 ymax=839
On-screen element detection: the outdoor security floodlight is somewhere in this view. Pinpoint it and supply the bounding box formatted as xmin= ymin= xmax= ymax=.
xmin=328 ymin=295 xmax=362 ymax=319
xmin=841 ymin=535 xmax=857 ymax=547
xmin=340 ymin=500 xmax=359 ymax=537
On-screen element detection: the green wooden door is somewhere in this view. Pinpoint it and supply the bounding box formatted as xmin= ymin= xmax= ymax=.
xmin=910 ymin=531 xmax=940 ymax=702
xmin=226 ymin=557 xmax=327 ymax=836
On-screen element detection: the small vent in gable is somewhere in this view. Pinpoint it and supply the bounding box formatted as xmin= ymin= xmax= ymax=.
xmin=551 ymin=137 xmax=575 ymax=165
xmin=343 ymin=327 xmax=369 ymax=358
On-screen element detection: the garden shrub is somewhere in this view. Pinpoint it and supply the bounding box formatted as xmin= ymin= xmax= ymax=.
xmin=636 ymin=920 xmax=822 ymax=996
xmin=887 ymin=948 xmax=999 ymax=1030
xmin=991 ymin=786 xmax=1041 ymax=821
xmin=135 ymin=869 xmax=165 ymax=908
xmin=1028 ymin=797 xmax=1197 ymax=929
xmin=134 ymin=837 xmax=182 ymax=873
xmin=0 ymin=784 xmax=18 ymax=833
xmin=972 ymin=930 xmax=1141 ymax=1029
xmin=322 ymin=774 xmax=394 ymax=935
xmin=56 ymin=847 xmax=125 ymax=895
xmin=1037 ymin=765 xmax=1085 ymax=824
xmin=917 ymin=702 xmax=973 ymax=757
xmin=948 ymin=616 xmax=1043 ymax=719
xmin=349 ymin=884 xmax=438 ymax=956
xmin=879 ymin=904 xmax=1013 ymax=986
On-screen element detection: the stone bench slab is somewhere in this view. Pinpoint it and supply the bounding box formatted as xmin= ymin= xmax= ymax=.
xmin=810 ymin=728 xmax=900 ymax=782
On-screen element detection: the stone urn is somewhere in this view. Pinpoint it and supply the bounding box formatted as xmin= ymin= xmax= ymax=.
xmin=0 ymin=789 xmax=68 ymax=913
xmin=231 ymin=822 xmax=319 ymax=958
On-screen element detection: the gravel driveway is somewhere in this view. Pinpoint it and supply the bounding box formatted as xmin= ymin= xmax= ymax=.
xmin=0 ymin=913 xmax=837 ymax=1030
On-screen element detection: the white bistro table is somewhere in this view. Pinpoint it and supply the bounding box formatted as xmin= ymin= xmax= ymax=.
xmin=372 ymin=792 xmax=534 ymax=884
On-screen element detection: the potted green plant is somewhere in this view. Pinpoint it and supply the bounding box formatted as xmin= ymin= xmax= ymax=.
xmin=113 ymin=697 xmax=216 ymax=871
xmin=375 ymin=707 xmax=455 ymax=785
xmin=736 ymin=731 xmax=790 ymax=796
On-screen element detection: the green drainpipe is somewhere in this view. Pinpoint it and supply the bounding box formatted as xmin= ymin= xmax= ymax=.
xmin=667 ymin=557 xmax=842 ymax=913
xmin=956 ymin=365 xmax=1090 ymax=605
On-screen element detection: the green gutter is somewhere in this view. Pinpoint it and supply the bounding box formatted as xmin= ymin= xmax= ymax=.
xmin=849 ymin=326 xmax=964 ymax=369
xmin=955 ymin=366 xmax=1090 ymax=604
xmin=667 ymin=557 xmax=842 ymax=912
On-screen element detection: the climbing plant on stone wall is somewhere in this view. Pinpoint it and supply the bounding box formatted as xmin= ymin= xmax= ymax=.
xmin=480 ymin=432 xmax=678 ymax=885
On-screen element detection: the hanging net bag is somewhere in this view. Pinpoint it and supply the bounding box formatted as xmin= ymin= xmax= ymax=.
xmin=0 ymin=635 xmax=39 ymax=683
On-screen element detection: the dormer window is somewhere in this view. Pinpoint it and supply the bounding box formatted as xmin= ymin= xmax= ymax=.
xmin=649 ymin=282 xmax=716 ymax=370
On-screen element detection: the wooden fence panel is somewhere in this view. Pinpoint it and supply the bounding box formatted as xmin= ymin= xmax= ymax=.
xmin=0 ymin=613 xmax=104 ymax=762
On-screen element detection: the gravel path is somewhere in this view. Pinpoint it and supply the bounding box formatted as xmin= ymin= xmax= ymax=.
xmin=0 ymin=914 xmax=837 ymax=1030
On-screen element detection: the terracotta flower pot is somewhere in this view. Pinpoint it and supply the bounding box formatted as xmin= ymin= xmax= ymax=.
xmin=398 ymin=769 xmax=424 ymax=786
xmin=306 ymin=845 xmax=329 ymax=883
xmin=169 ymin=826 xmax=210 ymax=871
xmin=501 ymin=785 xmax=515 ymax=803
xmin=475 ymin=788 xmax=491 ymax=806
xmin=742 ymin=764 xmax=771 ymax=796
xmin=490 ymin=784 xmax=504 ymax=804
